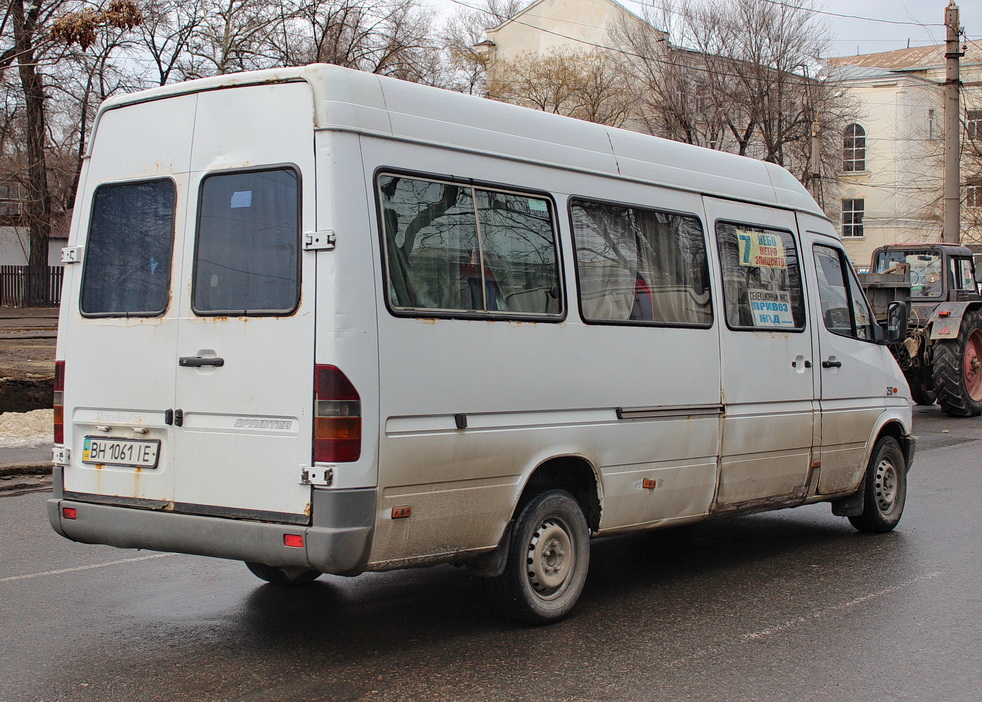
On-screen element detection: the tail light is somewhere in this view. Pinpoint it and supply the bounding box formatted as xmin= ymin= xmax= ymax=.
xmin=53 ymin=361 xmax=65 ymax=444
xmin=314 ymin=365 xmax=361 ymax=462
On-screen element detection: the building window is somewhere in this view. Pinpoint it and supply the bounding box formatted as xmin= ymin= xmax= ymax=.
xmin=968 ymin=110 xmax=982 ymax=141
xmin=967 ymin=180 xmax=982 ymax=208
xmin=843 ymin=124 xmax=866 ymax=172
xmin=841 ymin=199 xmax=864 ymax=237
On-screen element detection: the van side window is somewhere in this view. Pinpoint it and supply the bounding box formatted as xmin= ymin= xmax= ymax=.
xmin=814 ymin=244 xmax=875 ymax=341
xmin=570 ymin=199 xmax=712 ymax=326
xmin=80 ymin=179 xmax=176 ymax=317
xmin=716 ymin=222 xmax=805 ymax=331
xmin=379 ymin=174 xmax=562 ymax=317
xmin=193 ymin=168 xmax=300 ymax=316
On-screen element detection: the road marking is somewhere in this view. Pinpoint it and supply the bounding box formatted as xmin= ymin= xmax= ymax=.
xmin=742 ymin=570 xmax=945 ymax=641
xmin=0 ymin=553 xmax=177 ymax=583
xmin=663 ymin=570 xmax=945 ymax=669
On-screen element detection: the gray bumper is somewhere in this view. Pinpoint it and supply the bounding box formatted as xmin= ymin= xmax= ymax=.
xmin=47 ymin=470 xmax=376 ymax=575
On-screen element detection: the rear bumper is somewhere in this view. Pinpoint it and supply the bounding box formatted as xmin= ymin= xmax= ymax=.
xmin=47 ymin=468 xmax=376 ymax=575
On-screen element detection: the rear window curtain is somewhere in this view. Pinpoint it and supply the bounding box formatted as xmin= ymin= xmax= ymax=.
xmin=80 ymin=179 xmax=176 ymax=317
xmin=716 ymin=222 xmax=806 ymax=330
xmin=193 ymin=168 xmax=300 ymax=315
xmin=570 ymin=199 xmax=712 ymax=326
xmin=379 ymin=174 xmax=562 ymax=316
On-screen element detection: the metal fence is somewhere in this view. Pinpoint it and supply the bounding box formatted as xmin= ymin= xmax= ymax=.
xmin=0 ymin=265 xmax=64 ymax=307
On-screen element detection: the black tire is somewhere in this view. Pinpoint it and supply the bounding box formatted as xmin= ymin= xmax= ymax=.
xmin=931 ymin=310 xmax=982 ymax=417
xmin=485 ymin=489 xmax=590 ymax=625
xmin=909 ymin=383 xmax=936 ymax=406
xmin=245 ymin=561 xmax=322 ymax=585
xmin=848 ymin=436 xmax=907 ymax=533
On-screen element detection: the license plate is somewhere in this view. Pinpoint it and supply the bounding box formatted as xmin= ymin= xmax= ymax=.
xmin=82 ymin=437 xmax=160 ymax=468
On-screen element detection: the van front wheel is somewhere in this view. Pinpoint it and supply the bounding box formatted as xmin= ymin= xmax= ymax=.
xmin=245 ymin=561 xmax=322 ymax=585
xmin=848 ymin=436 xmax=907 ymax=533
xmin=486 ymin=489 xmax=590 ymax=625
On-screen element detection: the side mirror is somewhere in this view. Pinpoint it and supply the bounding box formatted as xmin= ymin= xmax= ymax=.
xmin=880 ymin=300 xmax=908 ymax=344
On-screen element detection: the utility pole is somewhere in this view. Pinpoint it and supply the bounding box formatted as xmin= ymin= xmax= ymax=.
xmin=943 ymin=1 xmax=963 ymax=244
xmin=809 ymin=117 xmax=824 ymax=207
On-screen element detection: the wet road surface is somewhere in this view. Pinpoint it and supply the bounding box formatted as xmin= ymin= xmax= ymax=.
xmin=1 ymin=406 xmax=979 ymax=701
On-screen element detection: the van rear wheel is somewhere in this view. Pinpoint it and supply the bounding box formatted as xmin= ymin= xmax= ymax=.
xmin=245 ymin=561 xmax=322 ymax=585
xmin=848 ymin=436 xmax=907 ymax=533
xmin=485 ymin=489 xmax=590 ymax=625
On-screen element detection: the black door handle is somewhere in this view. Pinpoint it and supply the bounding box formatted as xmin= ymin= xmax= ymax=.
xmin=822 ymin=359 xmax=842 ymax=368
xmin=179 ymin=356 xmax=225 ymax=368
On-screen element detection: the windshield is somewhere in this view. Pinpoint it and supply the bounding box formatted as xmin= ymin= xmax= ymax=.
xmin=875 ymin=250 xmax=943 ymax=298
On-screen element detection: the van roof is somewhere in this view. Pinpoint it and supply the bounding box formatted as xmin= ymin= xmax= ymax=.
xmin=96 ymin=64 xmax=826 ymax=220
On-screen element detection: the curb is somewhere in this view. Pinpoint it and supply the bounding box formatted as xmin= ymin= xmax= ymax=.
xmin=0 ymin=463 xmax=52 ymax=477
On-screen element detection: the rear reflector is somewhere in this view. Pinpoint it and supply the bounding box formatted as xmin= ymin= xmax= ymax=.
xmin=53 ymin=361 xmax=65 ymax=444
xmin=314 ymin=365 xmax=361 ymax=462
xmin=283 ymin=534 xmax=304 ymax=548
xmin=62 ymin=507 xmax=77 ymax=520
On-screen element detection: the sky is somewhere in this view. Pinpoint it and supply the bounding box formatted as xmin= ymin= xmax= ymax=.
xmin=431 ymin=0 xmax=982 ymax=59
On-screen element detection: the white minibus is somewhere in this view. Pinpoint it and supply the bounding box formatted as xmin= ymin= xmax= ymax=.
xmin=49 ymin=65 xmax=914 ymax=624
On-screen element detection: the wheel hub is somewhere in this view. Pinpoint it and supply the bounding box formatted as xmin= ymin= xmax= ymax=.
xmin=873 ymin=458 xmax=898 ymax=513
xmin=527 ymin=519 xmax=573 ymax=595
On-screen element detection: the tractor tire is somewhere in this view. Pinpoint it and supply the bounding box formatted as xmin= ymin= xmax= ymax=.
xmin=909 ymin=383 xmax=936 ymax=406
xmin=931 ymin=310 xmax=982 ymax=417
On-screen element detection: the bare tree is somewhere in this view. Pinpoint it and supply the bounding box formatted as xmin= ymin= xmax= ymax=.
xmin=616 ymin=0 xmax=851 ymax=185
xmin=134 ymin=0 xmax=205 ymax=86
xmin=2 ymin=0 xmax=134 ymax=268
xmin=487 ymin=48 xmax=632 ymax=127
xmin=441 ymin=0 xmax=525 ymax=94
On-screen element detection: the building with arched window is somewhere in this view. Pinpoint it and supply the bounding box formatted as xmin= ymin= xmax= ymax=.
xmin=829 ymin=45 xmax=982 ymax=266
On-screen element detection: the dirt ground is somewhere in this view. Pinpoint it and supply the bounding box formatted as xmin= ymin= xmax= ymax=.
xmin=0 ymin=309 xmax=57 ymax=412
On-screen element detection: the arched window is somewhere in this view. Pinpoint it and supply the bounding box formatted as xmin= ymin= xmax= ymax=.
xmin=843 ymin=124 xmax=866 ymax=172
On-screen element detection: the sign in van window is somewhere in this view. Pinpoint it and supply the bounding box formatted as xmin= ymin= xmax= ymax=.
xmin=193 ymin=168 xmax=300 ymax=315
xmin=717 ymin=222 xmax=805 ymax=331
xmin=378 ymin=174 xmax=562 ymax=317
xmin=80 ymin=179 xmax=176 ymax=317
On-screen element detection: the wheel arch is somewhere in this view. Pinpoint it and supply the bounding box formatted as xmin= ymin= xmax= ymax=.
xmin=515 ymin=454 xmax=602 ymax=533
xmin=869 ymin=416 xmax=915 ymax=473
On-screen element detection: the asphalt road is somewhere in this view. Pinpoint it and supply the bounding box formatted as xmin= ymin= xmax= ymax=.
xmin=1 ymin=406 xmax=979 ymax=702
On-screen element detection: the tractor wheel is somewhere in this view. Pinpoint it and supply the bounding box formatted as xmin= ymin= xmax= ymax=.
xmin=931 ymin=310 xmax=982 ymax=417
xmin=909 ymin=384 xmax=936 ymax=406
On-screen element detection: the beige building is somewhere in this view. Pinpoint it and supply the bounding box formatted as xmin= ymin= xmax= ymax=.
xmin=480 ymin=0 xmax=656 ymax=66
xmin=479 ymin=2 xmax=982 ymax=266
xmin=828 ymin=45 xmax=982 ymax=267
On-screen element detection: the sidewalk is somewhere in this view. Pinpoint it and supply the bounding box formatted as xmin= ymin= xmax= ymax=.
xmin=0 ymin=443 xmax=52 ymax=492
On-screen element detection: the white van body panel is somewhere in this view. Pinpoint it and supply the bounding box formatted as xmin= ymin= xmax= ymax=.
xmin=50 ymin=65 xmax=913 ymax=583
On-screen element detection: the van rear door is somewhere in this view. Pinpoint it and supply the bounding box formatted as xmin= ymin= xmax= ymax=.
xmin=64 ymin=82 xmax=316 ymax=523
xmin=170 ymin=83 xmax=316 ymax=522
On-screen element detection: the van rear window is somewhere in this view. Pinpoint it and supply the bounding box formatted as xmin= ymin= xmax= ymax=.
xmin=80 ymin=179 xmax=176 ymax=317
xmin=193 ymin=168 xmax=300 ymax=316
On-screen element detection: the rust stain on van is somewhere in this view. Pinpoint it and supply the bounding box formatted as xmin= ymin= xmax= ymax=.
xmin=304 ymin=502 xmax=312 ymax=517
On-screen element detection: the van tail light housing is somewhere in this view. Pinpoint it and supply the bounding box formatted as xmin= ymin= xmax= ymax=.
xmin=314 ymin=365 xmax=361 ymax=462
xmin=53 ymin=361 xmax=65 ymax=444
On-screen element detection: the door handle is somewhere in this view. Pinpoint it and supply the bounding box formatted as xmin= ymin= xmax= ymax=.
xmin=822 ymin=359 xmax=842 ymax=369
xmin=179 ymin=356 xmax=225 ymax=368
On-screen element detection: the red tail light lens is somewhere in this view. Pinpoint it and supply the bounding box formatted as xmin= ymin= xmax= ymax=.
xmin=53 ymin=361 xmax=65 ymax=444
xmin=314 ymin=365 xmax=361 ymax=462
